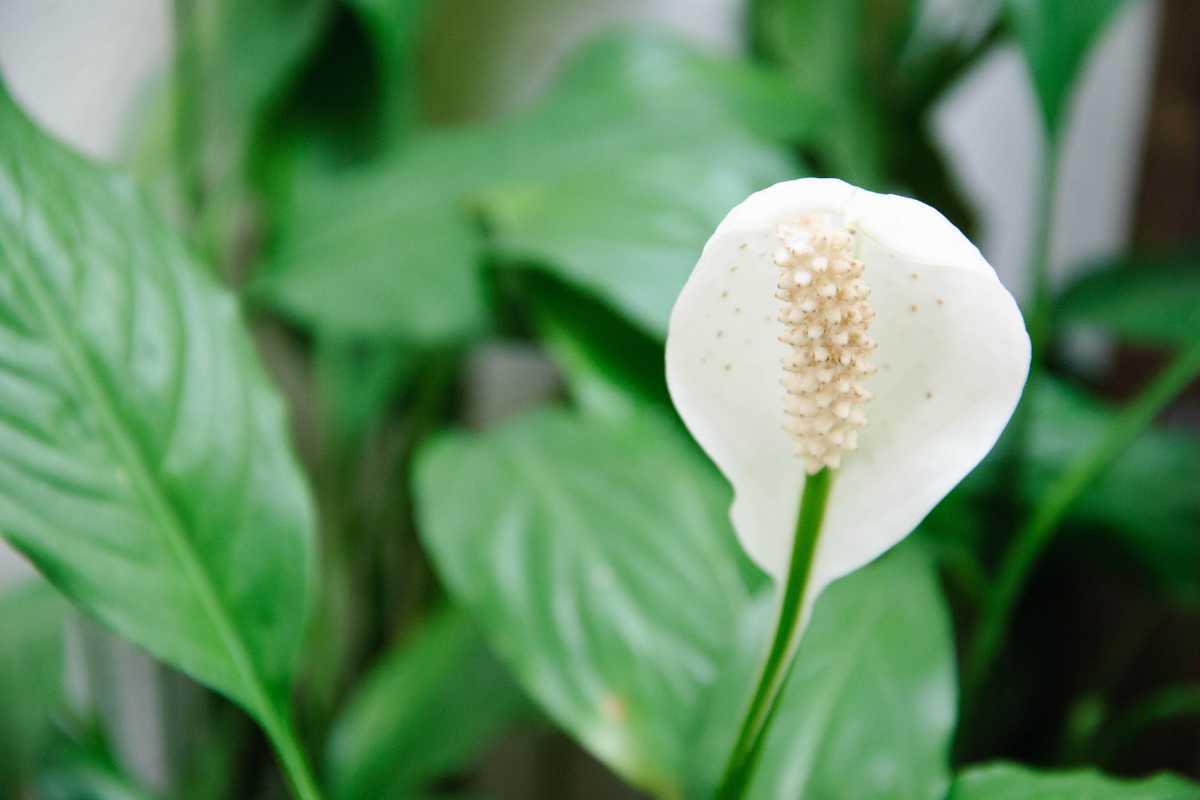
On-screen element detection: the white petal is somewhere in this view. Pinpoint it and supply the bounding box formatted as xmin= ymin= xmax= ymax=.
xmin=666 ymin=178 xmax=1029 ymax=604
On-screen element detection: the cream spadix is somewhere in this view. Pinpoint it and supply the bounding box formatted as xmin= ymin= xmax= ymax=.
xmin=666 ymin=178 xmax=1030 ymax=597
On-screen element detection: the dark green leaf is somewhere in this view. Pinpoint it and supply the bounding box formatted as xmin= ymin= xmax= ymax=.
xmin=526 ymin=276 xmax=670 ymax=422
xmin=1026 ymin=379 xmax=1200 ymax=601
xmin=896 ymin=0 xmax=1003 ymax=103
xmin=0 ymin=88 xmax=316 ymax=722
xmin=752 ymin=0 xmax=885 ymax=183
xmin=343 ymin=0 xmax=432 ymax=133
xmin=948 ymin=763 xmax=1200 ymax=799
xmin=1007 ymin=0 xmax=1127 ymax=135
xmin=326 ymin=607 xmax=530 ymax=800
xmin=0 ymin=580 xmax=68 ymax=793
xmin=1057 ymin=254 xmax=1200 ymax=345
xmin=415 ymin=410 xmax=762 ymax=796
xmin=689 ymin=545 xmax=956 ymax=799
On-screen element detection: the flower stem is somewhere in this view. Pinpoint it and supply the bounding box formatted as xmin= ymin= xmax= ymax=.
xmin=968 ymin=338 xmax=1200 ymax=694
xmin=714 ymin=468 xmax=833 ymax=800
xmin=259 ymin=703 xmax=324 ymax=800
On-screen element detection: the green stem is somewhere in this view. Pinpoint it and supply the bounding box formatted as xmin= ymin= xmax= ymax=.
xmin=1027 ymin=135 xmax=1061 ymax=367
xmin=968 ymin=339 xmax=1200 ymax=693
xmin=259 ymin=705 xmax=324 ymax=800
xmin=715 ymin=469 xmax=833 ymax=800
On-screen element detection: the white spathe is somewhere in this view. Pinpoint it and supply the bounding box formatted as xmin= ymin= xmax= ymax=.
xmin=666 ymin=178 xmax=1030 ymax=598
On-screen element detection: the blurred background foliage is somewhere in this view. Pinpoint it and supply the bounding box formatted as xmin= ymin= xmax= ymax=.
xmin=1 ymin=0 xmax=1199 ymax=798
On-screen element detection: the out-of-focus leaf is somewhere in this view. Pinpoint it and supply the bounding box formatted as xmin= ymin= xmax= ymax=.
xmin=415 ymin=410 xmax=762 ymax=796
xmin=35 ymin=738 xmax=156 ymax=800
xmin=689 ymin=545 xmax=956 ymax=799
xmin=171 ymin=0 xmax=330 ymax=254
xmin=326 ymin=607 xmax=530 ymax=800
xmin=897 ymin=0 xmax=1003 ymax=102
xmin=342 ymin=0 xmax=431 ymax=133
xmin=1058 ymin=254 xmax=1200 ymax=345
xmin=752 ymin=0 xmax=885 ymax=183
xmin=0 ymin=580 xmax=67 ymax=793
xmin=948 ymin=763 xmax=1200 ymax=799
xmin=1007 ymin=0 xmax=1127 ymax=135
xmin=316 ymin=337 xmax=416 ymax=446
xmin=256 ymin=31 xmax=799 ymax=341
xmin=1025 ymin=379 xmax=1200 ymax=600
xmin=526 ymin=276 xmax=670 ymax=423
xmin=0 ymin=88 xmax=316 ymax=723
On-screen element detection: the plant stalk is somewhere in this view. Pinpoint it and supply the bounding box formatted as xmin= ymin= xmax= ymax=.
xmin=714 ymin=468 xmax=833 ymax=800
xmin=968 ymin=338 xmax=1200 ymax=693
xmin=259 ymin=704 xmax=324 ymax=800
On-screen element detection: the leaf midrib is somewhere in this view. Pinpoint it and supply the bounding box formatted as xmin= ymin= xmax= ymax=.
xmin=5 ymin=180 xmax=277 ymax=722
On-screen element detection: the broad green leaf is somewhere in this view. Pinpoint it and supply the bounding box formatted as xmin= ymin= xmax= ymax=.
xmin=415 ymin=409 xmax=762 ymax=796
xmin=1057 ymin=254 xmax=1200 ymax=345
xmin=0 ymin=580 xmax=68 ymax=793
xmin=256 ymin=31 xmax=799 ymax=341
xmin=1026 ymin=379 xmax=1200 ymax=601
xmin=689 ymin=545 xmax=956 ymax=799
xmin=253 ymin=161 xmax=488 ymax=342
xmin=948 ymin=763 xmax=1200 ymax=799
xmin=526 ymin=275 xmax=670 ymax=422
xmin=0 ymin=88 xmax=316 ymax=722
xmin=1007 ymin=0 xmax=1127 ymax=135
xmin=326 ymin=607 xmax=530 ymax=800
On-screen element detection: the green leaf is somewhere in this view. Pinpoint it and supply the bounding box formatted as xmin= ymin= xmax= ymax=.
xmin=35 ymin=738 xmax=156 ymax=800
xmin=415 ymin=409 xmax=762 ymax=796
xmin=315 ymin=337 xmax=416 ymax=446
xmin=1057 ymin=253 xmax=1200 ymax=345
xmin=0 ymin=88 xmax=316 ymax=726
xmin=256 ymin=31 xmax=798 ymax=341
xmin=342 ymin=0 xmax=431 ymax=133
xmin=896 ymin=0 xmax=1003 ymax=102
xmin=526 ymin=275 xmax=670 ymax=423
xmin=1025 ymin=378 xmax=1200 ymax=601
xmin=751 ymin=0 xmax=885 ymax=184
xmin=689 ymin=545 xmax=956 ymax=799
xmin=326 ymin=607 xmax=530 ymax=800
xmin=948 ymin=763 xmax=1200 ymax=799
xmin=1007 ymin=0 xmax=1127 ymax=135
xmin=0 ymin=580 xmax=68 ymax=793
xmin=253 ymin=162 xmax=488 ymax=343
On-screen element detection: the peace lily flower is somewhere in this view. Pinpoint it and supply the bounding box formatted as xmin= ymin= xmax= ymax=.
xmin=667 ymin=178 xmax=1029 ymax=796
xmin=668 ymin=177 xmax=1029 ymax=597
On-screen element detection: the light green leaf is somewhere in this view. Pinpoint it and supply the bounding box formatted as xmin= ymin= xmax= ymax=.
xmin=326 ymin=607 xmax=530 ymax=800
xmin=948 ymin=763 xmax=1200 ymax=799
xmin=1007 ymin=0 xmax=1127 ymax=135
xmin=1057 ymin=254 xmax=1200 ymax=345
xmin=0 ymin=580 xmax=68 ymax=793
xmin=415 ymin=410 xmax=762 ymax=796
xmin=689 ymin=545 xmax=956 ymax=799
xmin=254 ymin=161 xmax=488 ymax=343
xmin=256 ymin=31 xmax=799 ymax=341
xmin=0 ymin=88 xmax=316 ymax=724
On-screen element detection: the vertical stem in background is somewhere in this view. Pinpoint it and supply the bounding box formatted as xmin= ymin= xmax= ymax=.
xmin=968 ymin=338 xmax=1200 ymax=695
xmin=1026 ymin=135 xmax=1062 ymax=369
xmin=715 ymin=469 xmax=833 ymax=800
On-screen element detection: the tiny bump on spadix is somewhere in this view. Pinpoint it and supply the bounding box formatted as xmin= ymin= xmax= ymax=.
xmin=775 ymin=214 xmax=876 ymax=474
